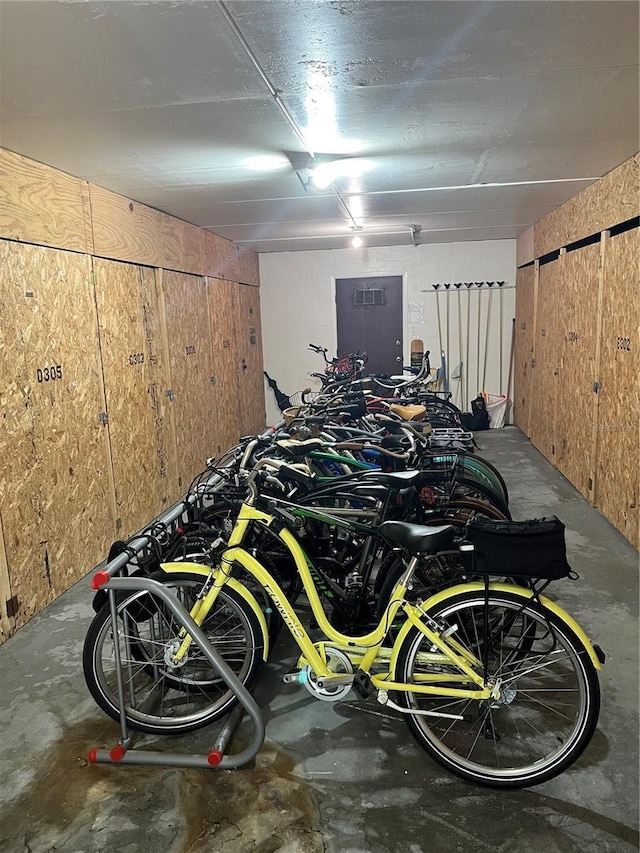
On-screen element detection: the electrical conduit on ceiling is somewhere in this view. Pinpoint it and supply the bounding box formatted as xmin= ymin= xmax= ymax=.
xmin=215 ymin=1 xmax=360 ymax=232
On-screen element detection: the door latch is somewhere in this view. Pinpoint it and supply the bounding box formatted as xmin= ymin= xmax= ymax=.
xmin=166 ymin=389 xmax=175 ymax=401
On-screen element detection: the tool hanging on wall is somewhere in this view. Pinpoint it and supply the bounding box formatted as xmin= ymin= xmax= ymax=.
xmin=433 ymin=284 xmax=444 ymax=359
xmin=475 ymin=282 xmax=484 ymax=396
xmin=481 ymin=282 xmax=495 ymax=392
xmin=498 ymin=281 xmax=505 ymax=394
xmin=464 ymin=282 xmax=473 ymax=408
xmin=454 ymin=282 xmax=464 ymax=409
xmin=444 ymin=283 xmax=451 ymax=386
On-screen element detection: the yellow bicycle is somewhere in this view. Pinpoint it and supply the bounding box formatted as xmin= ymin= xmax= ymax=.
xmin=84 ymin=467 xmax=603 ymax=788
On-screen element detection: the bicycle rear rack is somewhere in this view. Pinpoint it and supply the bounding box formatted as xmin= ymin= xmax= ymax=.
xmin=87 ymin=490 xmax=265 ymax=770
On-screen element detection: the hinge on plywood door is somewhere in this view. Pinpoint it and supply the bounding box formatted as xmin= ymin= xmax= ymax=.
xmin=210 ymin=375 xmax=217 ymax=385
xmin=98 ymin=412 xmax=109 ymax=426
xmin=592 ymin=381 xmax=602 ymax=394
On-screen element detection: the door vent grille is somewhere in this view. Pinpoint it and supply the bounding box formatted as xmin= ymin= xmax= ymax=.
xmin=354 ymin=288 xmax=385 ymax=306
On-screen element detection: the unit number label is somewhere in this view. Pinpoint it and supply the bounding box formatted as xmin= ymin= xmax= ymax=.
xmin=37 ymin=365 xmax=63 ymax=382
xmin=185 ymin=345 xmax=196 ymax=356
xmin=616 ymin=337 xmax=631 ymax=351
xmin=567 ymin=331 xmax=579 ymax=342
xmin=128 ymin=352 xmax=145 ymax=365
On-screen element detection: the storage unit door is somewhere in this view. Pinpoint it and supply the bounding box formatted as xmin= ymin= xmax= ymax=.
xmin=207 ymin=278 xmax=241 ymax=456
xmin=93 ymin=258 xmax=178 ymax=535
xmin=0 ymin=242 xmax=114 ymax=631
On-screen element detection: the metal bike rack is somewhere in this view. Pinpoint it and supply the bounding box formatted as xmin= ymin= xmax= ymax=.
xmin=88 ymin=576 xmax=265 ymax=770
xmin=87 ymin=482 xmax=266 ymax=770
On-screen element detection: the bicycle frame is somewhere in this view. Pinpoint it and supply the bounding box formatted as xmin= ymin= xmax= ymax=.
xmin=161 ymin=501 xmax=496 ymax=702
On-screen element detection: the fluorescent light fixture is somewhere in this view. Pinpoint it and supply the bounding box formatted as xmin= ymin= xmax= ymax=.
xmin=310 ymin=158 xmax=372 ymax=190
xmin=348 ymin=195 xmax=364 ymax=226
xmin=243 ymin=155 xmax=288 ymax=171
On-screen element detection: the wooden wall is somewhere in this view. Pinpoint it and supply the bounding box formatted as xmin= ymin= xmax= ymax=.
xmin=515 ymin=153 xmax=639 ymax=549
xmin=0 ymin=244 xmax=114 ymax=633
xmin=513 ymin=264 xmax=536 ymax=433
xmin=0 ymin=147 xmax=264 ymax=640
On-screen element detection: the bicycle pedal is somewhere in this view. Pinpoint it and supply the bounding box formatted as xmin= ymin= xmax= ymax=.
xmin=352 ymin=670 xmax=374 ymax=700
xmin=282 ymin=672 xmax=301 ymax=685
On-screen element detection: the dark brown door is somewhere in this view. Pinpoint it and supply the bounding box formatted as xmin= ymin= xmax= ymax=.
xmin=336 ymin=276 xmax=403 ymax=375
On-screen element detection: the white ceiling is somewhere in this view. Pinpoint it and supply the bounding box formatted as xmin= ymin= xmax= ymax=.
xmin=0 ymin=1 xmax=638 ymax=253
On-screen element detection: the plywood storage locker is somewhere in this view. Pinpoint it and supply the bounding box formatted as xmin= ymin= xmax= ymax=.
xmin=595 ymin=229 xmax=639 ymax=549
xmin=553 ymin=243 xmax=602 ymax=499
xmin=159 ymin=270 xmax=218 ymax=489
xmin=529 ymin=258 xmax=563 ymax=461
xmin=236 ymin=283 xmax=266 ymax=437
xmin=93 ymin=258 xmax=178 ymax=536
xmin=0 ymin=242 xmax=114 ymax=631
xmin=206 ymin=278 xmax=241 ymax=456
xmin=514 ymin=264 xmax=536 ymax=434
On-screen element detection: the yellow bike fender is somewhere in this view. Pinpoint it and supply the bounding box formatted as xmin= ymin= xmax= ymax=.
xmin=159 ymin=562 xmax=270 ymax=661
xmin=389 ymin=582 xmax=602 ymax=674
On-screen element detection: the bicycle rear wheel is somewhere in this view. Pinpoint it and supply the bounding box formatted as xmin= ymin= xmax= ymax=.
xmin=83 ymin=574 xmax=264 ymax=735
xmin=395 ymin=589 xmax=600 ymax=787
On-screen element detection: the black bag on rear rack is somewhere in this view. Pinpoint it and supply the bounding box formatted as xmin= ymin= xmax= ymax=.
xmin=464 ymin=516 xmax=572 ymax=580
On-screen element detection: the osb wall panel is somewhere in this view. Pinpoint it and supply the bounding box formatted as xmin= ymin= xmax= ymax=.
xmin=534 ymin=154 xmax=640 ymax=258
xmin=0 ymin=242 xmax=114 ymax=631
xmin=516 ymin=227 xmax=535 ymax=267
xmin=514 ymin=265 xmax=535 ymax=435
xmin=237 ymin=246 xmax=260 ymax=286
xmin=207 ymin=278 xmax=241 ymax=456
xmin=0 ymin=148 xmax=93 ymax=254
xmin=236 ymin=283 xmax=266 ymax=436
xmin=554 ymin=244 xmax=601 ymax=498
xmin=595 ymin=229 xmax=639 ymax=549
xmin=529 ymin=259 xmax=562 ymax=462
xmin=93 ymin=259 xmax=178 ymax=535
xmin=202 ymin=230 xmax=239 ymax=282
xmin=90 ymin=185 xmax=205 ymax=275
xmin=161 ymin=270 xmax=218 ymax=488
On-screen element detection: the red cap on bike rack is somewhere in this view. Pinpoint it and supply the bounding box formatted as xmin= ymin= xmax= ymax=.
xmin=88 ymin=748 xmax=98 ymax=763
xmin=91 ymin=571 xmax=110 ymax=590
xmin=109 ymin=745 xmax=127 ymax=762
xmin=207 ymin=750 xmax=223 ymax=766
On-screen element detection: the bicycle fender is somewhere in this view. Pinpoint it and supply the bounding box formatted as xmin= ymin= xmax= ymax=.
xmin=390 ymin=582 xmax=602 ymax=673
xmin=159 ymin=562 xmax=270 ymax=661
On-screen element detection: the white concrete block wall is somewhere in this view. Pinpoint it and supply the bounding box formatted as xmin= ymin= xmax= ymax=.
xmin=259 ymin=240 xmax=516 ymax=425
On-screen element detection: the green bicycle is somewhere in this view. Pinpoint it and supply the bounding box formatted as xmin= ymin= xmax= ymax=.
xmin=84 ymin=467 xmax=603 ymax=788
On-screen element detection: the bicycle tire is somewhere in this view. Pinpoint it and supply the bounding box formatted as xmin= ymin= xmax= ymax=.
xmin=428 ymin=452 xmax=509 ymax=506
xmin=394 ymin=588 xmax=600 ymax=787
xmin=451 ymin=477 xmax=511 ymax=518
xmin=83 ymin=574 xmax=264 ymax=735
xmin=421 ymin=497 xmax=510 ymax=528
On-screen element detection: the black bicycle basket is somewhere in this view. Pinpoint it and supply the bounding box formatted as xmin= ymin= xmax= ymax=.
xmin=464 ymin=516 xmax=572 ymax=579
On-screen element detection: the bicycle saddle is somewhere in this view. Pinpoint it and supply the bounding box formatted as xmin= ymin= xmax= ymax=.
xmin=359 ymin=470 xmax=422 ymax=488
xmin=378 ymin=521 xmax=456 ymax=554
xmin=389 ymin=403 xmax=427 ymax=421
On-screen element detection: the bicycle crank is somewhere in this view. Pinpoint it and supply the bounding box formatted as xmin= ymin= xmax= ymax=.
xmin=293 ymin=647 xmax=354 ymax=702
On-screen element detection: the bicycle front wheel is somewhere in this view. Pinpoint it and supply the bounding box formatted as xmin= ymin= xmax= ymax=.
xmin=395 ymin=589 xmax=600 ymax=787
xmin=83 ymin=574 xmax=265 ymax=735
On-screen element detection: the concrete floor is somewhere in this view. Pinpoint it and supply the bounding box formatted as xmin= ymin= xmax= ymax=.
xmin=0 ymin=427 xmax=638 ymax=853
